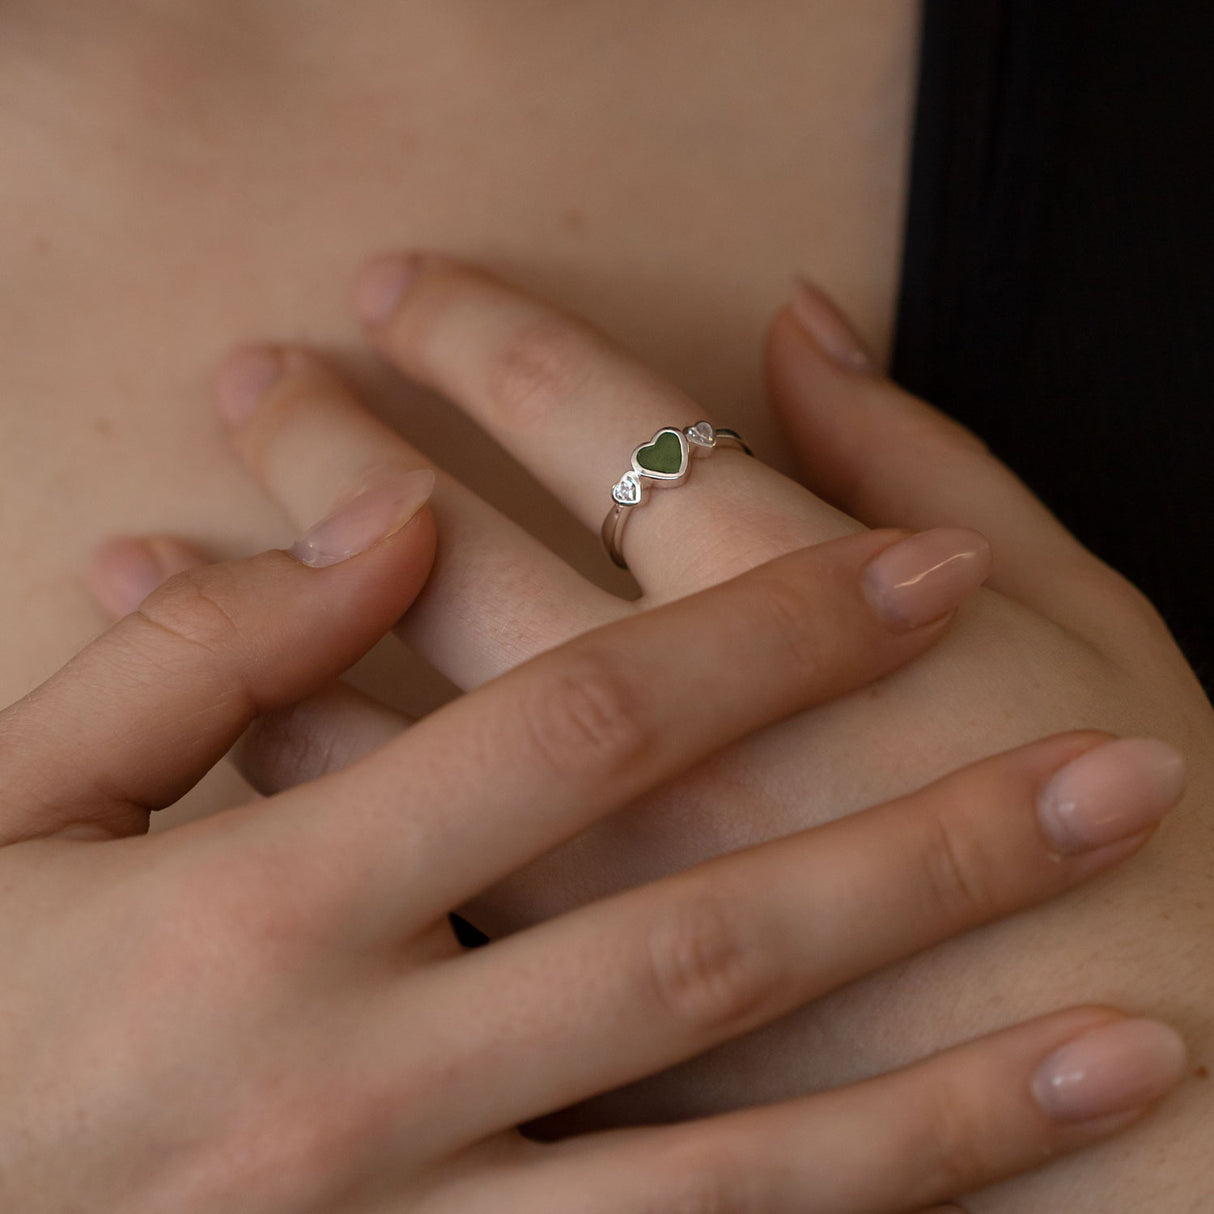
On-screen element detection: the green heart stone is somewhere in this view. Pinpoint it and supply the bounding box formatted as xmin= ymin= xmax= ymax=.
xmin=636 ymin=431 xmax=684 ymax=475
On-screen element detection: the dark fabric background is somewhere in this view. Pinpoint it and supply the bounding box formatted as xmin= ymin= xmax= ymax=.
xmin=893 ymin=0 xmax=1214 ymax=690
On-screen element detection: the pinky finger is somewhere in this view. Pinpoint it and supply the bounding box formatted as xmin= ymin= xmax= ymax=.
xmin=442 ymin=1010 xmax=1186 ymax=1214
xmin=234 ymin=681 xmax=411 ymax=796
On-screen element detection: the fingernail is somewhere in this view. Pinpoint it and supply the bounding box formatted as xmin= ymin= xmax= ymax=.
xmin=790 ymin=278 xmax=876 ymax=372
xmin=354 ymin=254 xmax=420 ymax=326
xmin=861 ymin=528 xmax=992 ymax=632
xmin=86 ymin=537 xmax=200 ymax=618
xmin=1033 ymin=1018 xmax=1187 ymax=1123
xmin=1037 ymin=737 xmax=1187 ymax=855
xmin=215 ymin=346 xmax=283 ymax=428
xmin=289 ymin=468 xmax=436 ymax=568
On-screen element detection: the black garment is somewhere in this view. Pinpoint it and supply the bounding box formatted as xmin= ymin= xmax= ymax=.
xmin=893 ymin=0 xmax=1214 ymax=690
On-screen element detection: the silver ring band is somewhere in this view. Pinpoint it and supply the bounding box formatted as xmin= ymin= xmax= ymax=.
xmin=601 ymin=421 xmax=754 ymax=570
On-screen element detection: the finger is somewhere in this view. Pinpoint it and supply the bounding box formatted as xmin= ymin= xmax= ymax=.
xmin=393 ymin=731 xmax=1186 ymax=1135
xmin=87 ymin=537 xmax=412 ymax=800
xmin=216 ymin=346 xmax=623 ymax=688
xmin=353 ymin=254 xmax=862 ymax=598
xmin=764 ymin=281 xmax=1134 ymax=640
xmin=84 ymin=534 xmax=211 ymax=620
xmin=0 ymin=470 xmax=434 ymax=843
xmin=470 ymin=1010 xmax=1186 ymax=1214
xmin=236 ymin=526 xmax=990 ymax=938
xmin=234 ymin=681 xmax=411 ymax=796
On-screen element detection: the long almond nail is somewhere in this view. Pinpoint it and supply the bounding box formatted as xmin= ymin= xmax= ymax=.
xmin=861 ymin=528 xmax=992 ymax=632
xmin=86 ymin=537 xmax=205 ymax=619
xmin=215 ymin=346 xmax=283 ymax=428
xmin=1037 ymin=737 xmax=1187 ymax=854
xmin=289 ymin=469 xmax=436 ymax=569
xmin=790 ymin=279 xmax=876 ymax=371
xmin=354 ymin=254 xmax=421 ymax=326
xmin=1032 ymin=1019 xmax=1187 ymax=1122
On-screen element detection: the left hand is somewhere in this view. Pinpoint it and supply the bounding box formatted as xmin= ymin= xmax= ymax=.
xmin=92 ymin=256 xmax=1214 ymax=1202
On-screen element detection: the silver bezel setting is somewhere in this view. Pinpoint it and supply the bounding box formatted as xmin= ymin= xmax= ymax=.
xmin=611 ymin=470 xmax=643 ymax=506
xmin=630 ymin=427 xmax=690 ymax=485
xmin=602 ymin=420 xmax=753 ymax=570
xmin=686 ymin=420 xmax=717 ymax=451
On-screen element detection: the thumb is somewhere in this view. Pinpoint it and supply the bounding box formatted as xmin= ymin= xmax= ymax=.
xmin=0 ymin=468 xmax=435 ymax=843
xmin=764 ymin=280 xmax=1124 ymax=637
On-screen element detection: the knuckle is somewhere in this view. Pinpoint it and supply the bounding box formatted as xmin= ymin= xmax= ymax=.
xmin=918 ymin=807 xmax=1001 ymax=927
xmin=1099 ymin=568 xmax=1171 ymax=636
xmin=239 ymin=701 xmax=347 ymax=795
xmin=145 ymin=843 xmax=321 ymax=967
xmin=521 ymin=648 xmax=650 ymax=782
xmin=919 ymin=403 xmax=993 ymax=459
xmin=643 ymin=1133 xmax=762 ymax=1214
xmin=909 ymin=1080 xmax=1002 ymax=1195
xmin=745 ymin=567 xmax=826 ymax=684
xmin=485 ymin=317 xmax=598 ymax=424
xmin=137 ymin=565 xmax=245 ymax=659
xmin=644 ymin=888 xmax=778 ymax=1035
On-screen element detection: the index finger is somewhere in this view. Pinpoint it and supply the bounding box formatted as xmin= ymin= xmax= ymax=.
xmin=230 ymin=525 xmax=991 ymax=939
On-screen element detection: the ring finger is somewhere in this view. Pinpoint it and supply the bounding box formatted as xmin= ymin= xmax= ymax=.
xmin=354 ymin=254 xmax=864 ymax=599
xmin=215 ymin=346 xmax=626 ymax=688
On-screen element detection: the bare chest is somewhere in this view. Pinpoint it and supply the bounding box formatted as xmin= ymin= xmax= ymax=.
xmin=0 ymin=0 xmax=917 ymax=814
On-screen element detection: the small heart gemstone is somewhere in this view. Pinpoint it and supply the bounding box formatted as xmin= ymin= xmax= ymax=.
xmin=635 ymin=430 xmax=686 ymax=476
xmin=687 ymin=421 xmax=716 ymax=448
xmin=612 ymin=471 xmax=643 ymax=506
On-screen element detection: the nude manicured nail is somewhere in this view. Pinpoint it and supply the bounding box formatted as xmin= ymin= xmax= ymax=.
xmin=215 ymin=346 xmax=283 ymax=428
xmin=790 ymin=278 xmax=876 ymax=371
xmin=289 ymin=469 xmax=436 ymax=568
xmin=1032 ymin=1019 xmax=1187 ymax=1123
xmin=1037 ymin=737 xmax=1187 ymax=855
xmin=87 ymin=536 xmax=203 ymax=619
xmin=861 ymin=528 xmax=992 ymax=632
xmin=88 ymin=538 xmax=172 ymax=618
xmin=354 ymin=254 xmax=420 ymax=326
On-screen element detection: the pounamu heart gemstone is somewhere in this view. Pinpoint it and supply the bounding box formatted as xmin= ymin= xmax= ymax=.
xmin=635 ymin=430 xmax=686 ymax=476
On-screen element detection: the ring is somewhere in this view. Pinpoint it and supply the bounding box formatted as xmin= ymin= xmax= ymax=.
xmin=601 ymin=421 xmax=754 ymax=569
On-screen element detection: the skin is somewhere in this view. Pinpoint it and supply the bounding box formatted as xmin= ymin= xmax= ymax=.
xmin=115 ymin=257 xmax=1213 ymax=1212
xmin=0 ymin=0 xmax=915 ymax=734
xmin=4 ymin=2 xmax=1210 ymax=1206
xmin=2 ymin=493 xmax=1185 ymax=1210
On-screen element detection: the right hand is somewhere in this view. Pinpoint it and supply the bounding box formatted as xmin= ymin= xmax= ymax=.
xmin=13 ymin=511 xmax=1187 ymax=1210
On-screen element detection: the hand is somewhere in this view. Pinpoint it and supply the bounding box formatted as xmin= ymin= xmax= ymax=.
xmin=11 ymin=495 xmax=1190 ymax=1210
xmin=132 ymin=254 xmax=1214 ymax=1211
